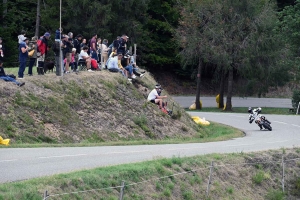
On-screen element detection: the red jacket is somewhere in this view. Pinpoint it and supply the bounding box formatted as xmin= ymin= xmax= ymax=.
xmin=37 ymin=37 xmax=48 ymax=55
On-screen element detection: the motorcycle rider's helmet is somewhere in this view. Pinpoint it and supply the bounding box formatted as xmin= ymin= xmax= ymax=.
xmin=248 ymin=107 xmax=252 ymax=113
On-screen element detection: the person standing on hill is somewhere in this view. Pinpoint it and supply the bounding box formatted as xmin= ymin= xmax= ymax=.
xmin=37 ymin=32 xmax=51 ymax=75
xmin=62 ymin=35 xmax=74 ymax=73
xmin=89 ymin=34 xmax=98 ymax=61
xmin=27 ymin=36 xmax=38 ymax=76
xmin=18 ymin=38 xmax=30 ymax=79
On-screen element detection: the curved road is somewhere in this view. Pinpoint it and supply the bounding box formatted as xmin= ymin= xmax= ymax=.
xmin=172 ymin=96 xmax=293 ymax=108
xmin=0 ymin=98 xmax=299 ymax=183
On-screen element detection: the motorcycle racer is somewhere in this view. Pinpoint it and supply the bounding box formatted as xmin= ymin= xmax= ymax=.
xmin=248 ymin=107 xmax=263 ymax=130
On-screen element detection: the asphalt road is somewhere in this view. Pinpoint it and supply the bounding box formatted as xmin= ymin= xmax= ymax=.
xmin=0 ymin=97 xmax=298 ymax=183
xmin=1 ymin=111 xmax=299 ymax=183
xmin=172 ymin=96 xmax=293 ymax=108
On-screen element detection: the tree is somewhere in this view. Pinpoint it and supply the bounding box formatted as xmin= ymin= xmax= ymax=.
xmin=276 ymin=0 xmax=300 ymax=83
xmin=176 ymin=0 xmax=288 ymax=110
xmin=141 ymin=0 xmax=180 ymax=70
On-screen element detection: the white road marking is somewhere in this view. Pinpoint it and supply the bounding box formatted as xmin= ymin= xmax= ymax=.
xmin=292 ymin=124 xmax=300 ymax=128
xmin=266 ymin=140 xmax=289 ymax=144
xmin=273 ymin=121 xmax=288 ymax=124
xmin=105 ymin=150 xmax=150 ymax=154
xmin=38 ymin=154 xmax=87 ymax=159
xmin=0 ymin=159 xmax=17 ymax=162
xmin=168 ymin=147 xmax=206 ymax=151
xmin=227 ymin=115 xmax=246 ymax=118
xmin=226 ymin=144 xmax=254 ymax=147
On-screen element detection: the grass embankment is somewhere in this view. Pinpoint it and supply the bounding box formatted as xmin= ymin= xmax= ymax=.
xmin=0 ymin=67 xmax=244 ymax=148
xmin=1 ymin=148 xmax=300 ymax=199
xmin=1 ymin=122 xmax=243 ymax=148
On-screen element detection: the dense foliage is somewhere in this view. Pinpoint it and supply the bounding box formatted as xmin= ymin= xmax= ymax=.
xmin=0 ymin=0 xmax=181 ymax=71
xmin=0 ymin=0 xmax=298 ymax=96
xmin=175 ymin=0 xmax=291 ymax=109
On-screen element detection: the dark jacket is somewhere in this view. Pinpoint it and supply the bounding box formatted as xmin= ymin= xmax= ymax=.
xmin=0 ymin=67 xmax=6 ymax=77
xmin=73 ymin=38 xmax=82 ymax=54
xmin=118 ymin=38 xmax=126 ymax=52
xmin=62 ymin=40 xmax=73 ymax=56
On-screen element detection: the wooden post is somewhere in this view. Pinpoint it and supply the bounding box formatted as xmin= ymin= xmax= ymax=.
xmin=134 ymin=44 xmax=137 ymax=64
xmin=282 ymin=156 xmax=285 ymax=192
xmin=43 ymin=190 xmax=48 ymax=200
xmin=119 ymin=180 xmax=125 ymax=200
xmin=206 ymin=161 xmax=214 ymax=197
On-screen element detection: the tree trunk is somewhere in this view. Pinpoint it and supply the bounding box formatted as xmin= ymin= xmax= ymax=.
xmin=35 ymin=0 xmax=40 ymax=37
xmin=219 ymin=69 xmax=225 ymax=108
xmin=225 ymin=66 xmax=233 ymax=111
xmin=195 ymin=58 xmax=202 ymax=109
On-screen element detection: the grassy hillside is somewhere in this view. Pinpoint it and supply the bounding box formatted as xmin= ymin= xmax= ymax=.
xmin=0 ymin=70 xmax=242 ymax=146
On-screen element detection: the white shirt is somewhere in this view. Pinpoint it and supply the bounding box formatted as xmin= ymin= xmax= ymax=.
xmin=18 ymin=35 xmax=26 ymax=44
xmin=79 ymin=50 xmax=89 ymax=60
xmin=147 ymin=89 xmax=159 ymax=101
xmin=107 ymin=57 xmax=119 ymax=69
xmin=101 ymin=44 xmax=109 ymax=54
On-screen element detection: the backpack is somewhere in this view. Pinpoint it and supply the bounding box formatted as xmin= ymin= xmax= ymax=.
xmin=37 ymin=39 xmax=42 ymax=52
xmin=52 ymin=41 xmax=60 ymax=53
xmin=91 ymin=59 xmax=98 ymax=69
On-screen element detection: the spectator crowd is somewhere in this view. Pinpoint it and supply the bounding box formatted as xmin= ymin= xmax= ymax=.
xmin=0 ymin=30 xmax=173 ymax=115
xmin=0 ymin=29 xmax=145 ymax=86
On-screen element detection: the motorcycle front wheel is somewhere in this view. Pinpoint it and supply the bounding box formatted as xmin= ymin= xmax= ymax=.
xmin=263 ymin=123 xmax=272 ymax=131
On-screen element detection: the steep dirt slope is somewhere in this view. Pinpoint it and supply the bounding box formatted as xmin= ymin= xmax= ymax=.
xmin=0 ymin=71 xmax=202 ymax=144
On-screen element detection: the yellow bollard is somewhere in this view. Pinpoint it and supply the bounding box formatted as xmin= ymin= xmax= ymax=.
xmin=189 ymin=101 xmax=202 ymax=110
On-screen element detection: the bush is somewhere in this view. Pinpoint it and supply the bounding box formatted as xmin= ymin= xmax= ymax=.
xmin=292 ymin=90 xmax=300 ymax=111
xmin=265 ymin=189 xmax=285 ymax=200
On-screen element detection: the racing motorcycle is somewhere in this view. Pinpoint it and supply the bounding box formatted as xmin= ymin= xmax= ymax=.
xmin=248 ymin=107 xmax=272 ymax=131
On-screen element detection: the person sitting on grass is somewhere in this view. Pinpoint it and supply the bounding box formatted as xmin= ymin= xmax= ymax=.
xmin=0 ymin=60 xmax=25 ymax=87
xmin=147 ymin=84 xmax=168 ymax=113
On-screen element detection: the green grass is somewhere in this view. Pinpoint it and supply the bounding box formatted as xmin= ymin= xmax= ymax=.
xmin=252 ymin=170 xmax=266 ymax=184
xmin=3 ymin=67 xmax=19 ymax=74
xmin=0 ymin=147 xmax=298 ymax=199
xmin=187 ymin=107 xmax=295 ymax=115
xmin=0 ymin=121 xmax=243 ymax=148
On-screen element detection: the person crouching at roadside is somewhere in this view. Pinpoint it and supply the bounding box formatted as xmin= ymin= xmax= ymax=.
xmin=147 ymin=84 xmax=168 ymax=112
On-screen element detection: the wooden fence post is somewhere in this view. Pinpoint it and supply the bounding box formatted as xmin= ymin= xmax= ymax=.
xmin=206 ymin=161 xmax=214 ymax=197
xmin=43 ymin=190 xmax=48 ymax=200
xmin=134 ymin=44 xmax=137 ymax=63
xmin=281 ymin=155 xmax=285 ymax=192
xmin=119 ymin=180 xmax=125 ymax=200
